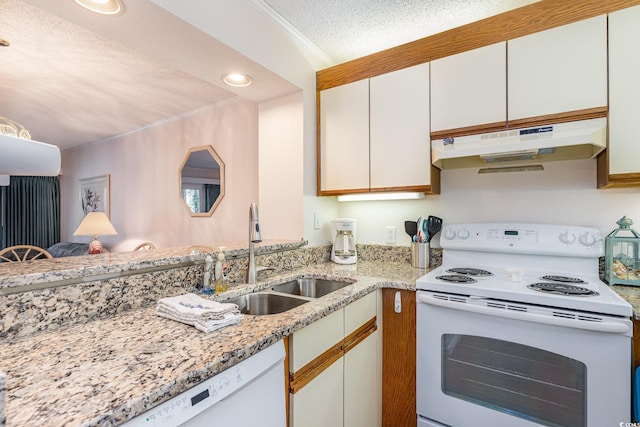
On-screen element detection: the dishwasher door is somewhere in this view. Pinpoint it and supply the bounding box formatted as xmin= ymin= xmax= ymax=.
xmin=123 ymin=340 xmax=286 ymax=427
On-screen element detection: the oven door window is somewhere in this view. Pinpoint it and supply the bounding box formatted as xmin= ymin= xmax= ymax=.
xmin=442 ymin=334 xmax=586 ymax=427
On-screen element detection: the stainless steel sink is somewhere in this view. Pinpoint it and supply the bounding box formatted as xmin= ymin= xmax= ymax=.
xmin=271 ymin=278 xmax=354 ymax=298
xmin=226 ymin=292 xmax=309 ymax=315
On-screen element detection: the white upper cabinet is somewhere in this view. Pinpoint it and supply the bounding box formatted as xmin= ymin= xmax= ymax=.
xmin=319 ymin=64 xmax=434 ymax=194
xmin=430 ymin=42 xmax=506 ymax=132
xmin=320 ymin=79 xmax=370 ymax=192
xmin=508 ymin=16 xmax=607 ymax=121
xmin=608 ymin=5 xmax=640 ymax=176
xmin=370 ymin=63 xmax=430 ymax=189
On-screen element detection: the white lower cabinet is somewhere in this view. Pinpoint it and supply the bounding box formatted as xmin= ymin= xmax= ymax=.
xmin=344 ymin=332 xmax=378 ymax=427
xmin=288 ymin=291 xmax=380 ymax=427
xmin=291 ymin=357 xmax=344 ymax=427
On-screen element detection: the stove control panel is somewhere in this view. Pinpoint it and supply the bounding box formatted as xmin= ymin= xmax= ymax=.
xmin=441 ymin=223 xmax=603 ymax=257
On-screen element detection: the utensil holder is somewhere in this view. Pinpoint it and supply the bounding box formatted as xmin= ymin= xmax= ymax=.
xmin=411 ymin=242 xmax=430 ymax=268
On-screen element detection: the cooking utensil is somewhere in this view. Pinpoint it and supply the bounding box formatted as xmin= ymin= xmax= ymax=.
xmin=404 ymin=220 xmax=417 ymax=240
xmin=426 ymin=216 xmax=443 ymax=242
xmin=417 ymin=216 xmax=429 ymax=241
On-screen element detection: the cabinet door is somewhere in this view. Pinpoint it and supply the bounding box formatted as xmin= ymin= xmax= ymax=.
xmin=508 ymin=16 xmax=607 ymax=121
xmin=370 ymin=63 xmax=430 ymax=189
xmin=344 ymin=331 xmax=379 ymax=427
xmin=319 ymin=79 xmax=370 ymax=193
xmin=430 ymin=42 xmax=506 ymax=132
xmin=291 ymin=357 xmax=344 ymax=427
xmin=382 ymin=289 xmax=416 ymax=427
xmin=609 ymin=5 xmax=640 ymax=176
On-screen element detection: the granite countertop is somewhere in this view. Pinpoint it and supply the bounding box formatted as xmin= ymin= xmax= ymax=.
xmin=612 ymin=285 xmax=640 ymax=319
xmin=3 ymin=260 xmax=640 ymax=427
xmin=0 ymin=261 xmax=428 ymax=427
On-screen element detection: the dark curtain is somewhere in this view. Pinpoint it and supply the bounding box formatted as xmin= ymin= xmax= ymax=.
xmin=204 ymin=184 xmax=221 ymax=212
xmin=0 ymin=176 xmax=60 ymax=249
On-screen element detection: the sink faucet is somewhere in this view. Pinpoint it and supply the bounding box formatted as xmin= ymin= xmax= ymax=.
xmin=247 ymin=202 xmax=262 ymax=284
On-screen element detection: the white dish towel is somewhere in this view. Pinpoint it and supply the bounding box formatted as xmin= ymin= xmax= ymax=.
xmin=156 ymin=293 xmax=243 ymax=333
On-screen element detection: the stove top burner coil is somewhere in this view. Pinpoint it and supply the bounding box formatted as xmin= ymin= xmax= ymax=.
xmin=527 ymin=282 xmax=599 ymax=297
xmin=436 ymin=274 xmax=477 ymax=284
xmin=541 ymin=275 xmax=586 ymax=284
xmin=447 ymin=267 xmax=493 ymax=277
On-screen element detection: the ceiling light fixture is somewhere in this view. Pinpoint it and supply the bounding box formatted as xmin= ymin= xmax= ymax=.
xmin=337 ymin=192 xmax=426 ymax=202
xmin=0 ymin=38 xmax=9 ymax=47
xmin=222 ymin=73 xmax=253 ymax=87
xmin=74 ymin=0 xmax=125 ymax=15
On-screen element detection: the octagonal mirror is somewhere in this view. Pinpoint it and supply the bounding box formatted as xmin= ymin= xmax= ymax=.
xmin=179 ymin=145 xmax=225 ymax=217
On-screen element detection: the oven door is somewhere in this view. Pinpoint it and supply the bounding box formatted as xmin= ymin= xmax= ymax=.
xmin=416 ymin=291 xmax=632 ymax=427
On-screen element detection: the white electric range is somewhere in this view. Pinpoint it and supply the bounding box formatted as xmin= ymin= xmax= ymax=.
xmin=416 ymin=222 xmax=633 ymax=427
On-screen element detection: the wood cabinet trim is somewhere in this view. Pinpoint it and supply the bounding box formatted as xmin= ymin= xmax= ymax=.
xmin=316 ymin=0 xmax=640 ymax=91
xmin=430 ymin=107 xmax=608 ymax=141
xmin=289 ymin=340 xmax=343 ymax=394
xmin=598 ymin=172 xmax=640 ymax=188
xmin=289 ymin=316 xmax=377 ymax=394
xmin=382 ymin=289 xmax=416 ymax=427
xmin=343 ymin=317 xmax=377 ymax=354
xmin=507 ymin=107 xmax=608 ymax=130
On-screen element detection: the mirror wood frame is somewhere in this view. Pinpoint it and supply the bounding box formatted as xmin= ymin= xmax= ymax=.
xmin=179 ymin=145 xmax=225 ymax=217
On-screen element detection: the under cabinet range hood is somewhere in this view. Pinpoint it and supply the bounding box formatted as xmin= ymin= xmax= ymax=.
xmin=0 ymin=133 xmax=61 ymax=185
xmin=431 ymin=118 xmax=607 ymax=170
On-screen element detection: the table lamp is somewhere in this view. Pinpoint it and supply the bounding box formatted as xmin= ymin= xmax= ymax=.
xmin=73 ymin=212 xmax=117 ymax=254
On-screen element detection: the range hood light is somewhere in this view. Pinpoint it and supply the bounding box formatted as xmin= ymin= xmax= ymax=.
xmin=74 ymin=0 xmax=125 ymax=15
xmin=337 ymin=192 xmax=426 ymax=202
xmin=478 ymin=165 xmax=544 ymax=174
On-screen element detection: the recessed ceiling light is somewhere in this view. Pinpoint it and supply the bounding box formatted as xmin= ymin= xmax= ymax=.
xmin=74 ymin=0 xmax=125 ymax=15
xmin=222 ymin=73 xmax=253 ymax=87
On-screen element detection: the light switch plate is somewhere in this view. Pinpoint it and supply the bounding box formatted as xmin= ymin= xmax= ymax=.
xmin=313 ymin=212 xmax=321 ymax=230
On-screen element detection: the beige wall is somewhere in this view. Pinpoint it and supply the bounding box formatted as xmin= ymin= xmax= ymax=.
xmin=61 ymin=99 xmax=259 ymax=252
xmin=259 ymin=92 xmax=304 ymax=241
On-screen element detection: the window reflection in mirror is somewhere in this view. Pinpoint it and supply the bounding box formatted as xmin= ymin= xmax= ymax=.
xmin=179 ymin=145 xmax=225 ymax=217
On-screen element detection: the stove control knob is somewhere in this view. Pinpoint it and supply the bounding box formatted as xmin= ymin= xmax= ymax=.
xmin=578 ymin=232 xmax=598 ymax=247
xmin=559 ymin=230 xmax=576 ymax=245
xmin=457 ymin=228 xmax=470 ymax=240
xmin=444 ymin=228 xmax=457 ymax=240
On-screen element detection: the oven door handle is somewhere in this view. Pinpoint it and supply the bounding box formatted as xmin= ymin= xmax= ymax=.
xmin=417 ymin=294 xmax=630 ymax=335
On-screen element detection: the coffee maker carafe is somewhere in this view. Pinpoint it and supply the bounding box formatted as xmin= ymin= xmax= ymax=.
xmin=331 ymin=218 xmax=357 ymax=264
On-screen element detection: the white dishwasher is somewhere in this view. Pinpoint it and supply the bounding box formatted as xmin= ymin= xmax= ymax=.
xmin=123 ymin=340 xmax=285 ymax=427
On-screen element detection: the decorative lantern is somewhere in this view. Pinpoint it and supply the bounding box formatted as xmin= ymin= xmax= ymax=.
xmin=605 ymin=216 xmax=640 ymax=286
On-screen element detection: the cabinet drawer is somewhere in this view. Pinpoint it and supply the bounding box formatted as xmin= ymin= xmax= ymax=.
xmin=290 ymin=308 xmax=344 ymax=372
xmin=345 ymin=291 xmax=377 ymax=336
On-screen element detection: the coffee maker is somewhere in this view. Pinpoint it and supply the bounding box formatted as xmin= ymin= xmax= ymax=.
xmin=331 ymin=218 xmax=357 ymax=264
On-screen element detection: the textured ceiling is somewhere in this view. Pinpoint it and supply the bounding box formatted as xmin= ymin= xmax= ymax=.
xmin=257 ymin=0 xmax=539 ymax=65
xmin=1 ymin=0 xmax=539 ymax=151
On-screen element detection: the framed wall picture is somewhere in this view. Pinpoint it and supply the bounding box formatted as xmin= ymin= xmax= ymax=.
xmin=79 ymin=174 xmax=110 ymax=217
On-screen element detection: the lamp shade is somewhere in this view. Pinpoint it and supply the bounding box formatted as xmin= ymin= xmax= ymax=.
xmin=73 ymin=212 xmax=117 ymax=239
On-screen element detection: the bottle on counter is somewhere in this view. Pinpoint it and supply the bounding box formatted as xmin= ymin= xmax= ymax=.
xmin=215 ymin=247 xmax=229 ymax=294
xmin=202 ymin=255 xmax=214 ymax=295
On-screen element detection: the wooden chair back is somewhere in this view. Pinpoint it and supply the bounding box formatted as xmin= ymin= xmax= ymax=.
xmin=0 ymin=245 xmax=53 ymax=262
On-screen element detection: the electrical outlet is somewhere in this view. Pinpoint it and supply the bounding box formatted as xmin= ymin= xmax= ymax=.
xmin=385 ymin=226 xmax=396 ymax=244
xmin=313 ymin=212 xmax=321 ymax=230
